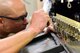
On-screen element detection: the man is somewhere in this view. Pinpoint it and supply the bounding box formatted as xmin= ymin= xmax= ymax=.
xmin=0 ymin=0 xmax=54 ymax=53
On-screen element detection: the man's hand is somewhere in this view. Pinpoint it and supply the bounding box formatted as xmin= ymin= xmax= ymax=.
xmin=29 ymin=9 xmax=50 ymax=33
xmin=43 ymin=18 xmax=55 ymax=33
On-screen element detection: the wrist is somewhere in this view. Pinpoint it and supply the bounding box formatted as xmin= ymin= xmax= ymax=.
xmin=27 ymin=27 xmax=41 ymax=35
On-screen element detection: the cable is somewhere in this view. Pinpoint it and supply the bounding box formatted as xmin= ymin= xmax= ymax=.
xmin=67 ymin=0 xmax=72 ymax=8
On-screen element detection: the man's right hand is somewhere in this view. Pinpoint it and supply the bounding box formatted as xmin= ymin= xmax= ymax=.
xmin=29 ymin=9 xmax=50 ymax=33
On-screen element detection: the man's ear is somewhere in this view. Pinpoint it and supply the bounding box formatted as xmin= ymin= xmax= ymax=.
xmin=0 ymin=18 xmax=3 ymax=23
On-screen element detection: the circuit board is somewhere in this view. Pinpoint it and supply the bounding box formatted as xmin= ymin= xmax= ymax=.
xmin=54 ymin=13 xmax=80 ymax=41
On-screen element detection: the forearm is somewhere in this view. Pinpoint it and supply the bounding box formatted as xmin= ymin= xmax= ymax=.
xmin=0 ymin=28 xmax=39 ymax=53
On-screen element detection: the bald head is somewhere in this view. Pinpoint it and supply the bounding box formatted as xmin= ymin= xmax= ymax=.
xmin=0 ymin=0 xmax=26 ymax=17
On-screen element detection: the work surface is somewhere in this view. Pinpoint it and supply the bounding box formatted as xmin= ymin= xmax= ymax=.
xmin=19 ymin=32 xmax=69 ymax=53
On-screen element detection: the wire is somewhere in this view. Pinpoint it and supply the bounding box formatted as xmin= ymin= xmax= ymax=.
xmin=67 ymin=0 xmax=72 ymax=8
